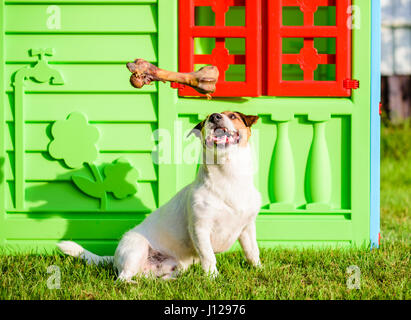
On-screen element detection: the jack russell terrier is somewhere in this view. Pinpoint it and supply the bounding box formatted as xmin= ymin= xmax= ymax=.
xmin=58 ymin=111 xmax=262 ymax=281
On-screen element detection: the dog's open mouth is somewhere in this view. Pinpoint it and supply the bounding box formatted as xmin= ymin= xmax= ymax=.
xmin=206 ymin=127 xmax=240 ymax=148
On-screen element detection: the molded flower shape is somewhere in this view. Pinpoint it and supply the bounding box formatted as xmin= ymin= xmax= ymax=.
xmin=48 ymin=112 xmax=99 ymax=168
xmin=103 ymin=158 xmax=139 ymax=199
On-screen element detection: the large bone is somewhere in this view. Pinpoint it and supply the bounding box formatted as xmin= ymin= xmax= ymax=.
xmin=126 ymin=59 xmax=219 ymax=99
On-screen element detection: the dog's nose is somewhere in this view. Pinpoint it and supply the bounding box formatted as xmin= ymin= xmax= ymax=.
xmin=209 ymin=113 xmax=222 ymax=123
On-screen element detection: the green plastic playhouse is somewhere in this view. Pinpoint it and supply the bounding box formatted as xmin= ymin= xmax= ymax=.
xmin=0 ymin=0 xmax=381 ymax=254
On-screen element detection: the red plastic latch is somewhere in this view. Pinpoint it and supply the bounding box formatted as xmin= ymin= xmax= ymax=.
xmin=170 ymin=82 xmax=185 ymax=89
xmin=378 ymin=233 xmax=381 ymax=246
xmin=343 ymin=79 xmax=360 ymax=90
xmin=379 ymin=102 xmax=382 ymax=116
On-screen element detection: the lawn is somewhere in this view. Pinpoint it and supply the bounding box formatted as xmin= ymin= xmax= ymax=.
xmin=0 ymin=125 xmax=410 ymax=300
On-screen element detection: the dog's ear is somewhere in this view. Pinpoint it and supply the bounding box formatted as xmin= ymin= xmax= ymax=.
xmin=187 ymin=120 xmax=205 ymax=138
xmin=235 ymin=112 xmax=259 ymax=127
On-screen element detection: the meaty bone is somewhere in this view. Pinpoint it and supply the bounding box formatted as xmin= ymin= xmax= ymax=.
xmin=127 ymin=59 xmax=219 ymax=99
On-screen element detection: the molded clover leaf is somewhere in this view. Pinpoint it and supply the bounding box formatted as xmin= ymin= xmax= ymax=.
xmin=48 ymin=112 xmax=99 ymax=168
xmin=103 ymin=158 xmax=139 ymax=199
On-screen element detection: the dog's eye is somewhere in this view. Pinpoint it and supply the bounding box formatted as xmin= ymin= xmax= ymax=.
xmin=230 ymin=114 xmax=236 ymax=120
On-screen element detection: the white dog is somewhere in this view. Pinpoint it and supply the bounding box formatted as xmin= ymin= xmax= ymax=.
xmin=58 ymin=111 xmax=262 ymax=281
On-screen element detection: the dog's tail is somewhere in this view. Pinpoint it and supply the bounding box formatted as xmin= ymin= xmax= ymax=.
xmin=57 ymin=241 xmax=114 ymax=265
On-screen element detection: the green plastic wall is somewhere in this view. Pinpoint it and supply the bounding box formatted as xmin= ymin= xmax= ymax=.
xmin=0 ymin=0 xmax=371 ymax=255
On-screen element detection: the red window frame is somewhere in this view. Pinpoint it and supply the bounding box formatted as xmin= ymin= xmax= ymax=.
xmin=178 ymin=0 xmax=262 ymax=97
xmin=178 ymin=0 xmax=353 ymax=97
xmin=267 ymin=0 xmax=352 ymax=97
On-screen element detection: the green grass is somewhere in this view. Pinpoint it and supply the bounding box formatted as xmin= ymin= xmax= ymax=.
xmin=0 ymin=241 xmax=409 ymax=300
xmin=0 ymin=125 xmax=410 ymax=300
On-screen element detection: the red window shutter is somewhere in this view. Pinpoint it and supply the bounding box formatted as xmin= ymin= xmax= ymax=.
xmin=178 ymin=0 xmax=262 ymax=97
xmin=267 ymin=0 xmax=352 ymax=97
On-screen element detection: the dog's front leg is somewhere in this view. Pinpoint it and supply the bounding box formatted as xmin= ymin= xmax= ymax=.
xmin=190 ymin=225 xmax=218 ymax=278
xmin=238 ymin=221 xmax=261 ymax=267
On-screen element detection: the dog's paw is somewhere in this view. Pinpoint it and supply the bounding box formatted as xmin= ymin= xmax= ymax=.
xmin=206 ymin=268 xmax=219 ymax=280
xmin=161 ymin=272 xmax=178 ymax=281
xmin=57 ymin=241 xmax=84 ymax=257
xmin=247 ymin=257 xmax=262 ymax=268
xmin=252 ymin=259 xmax=262 ymax=268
